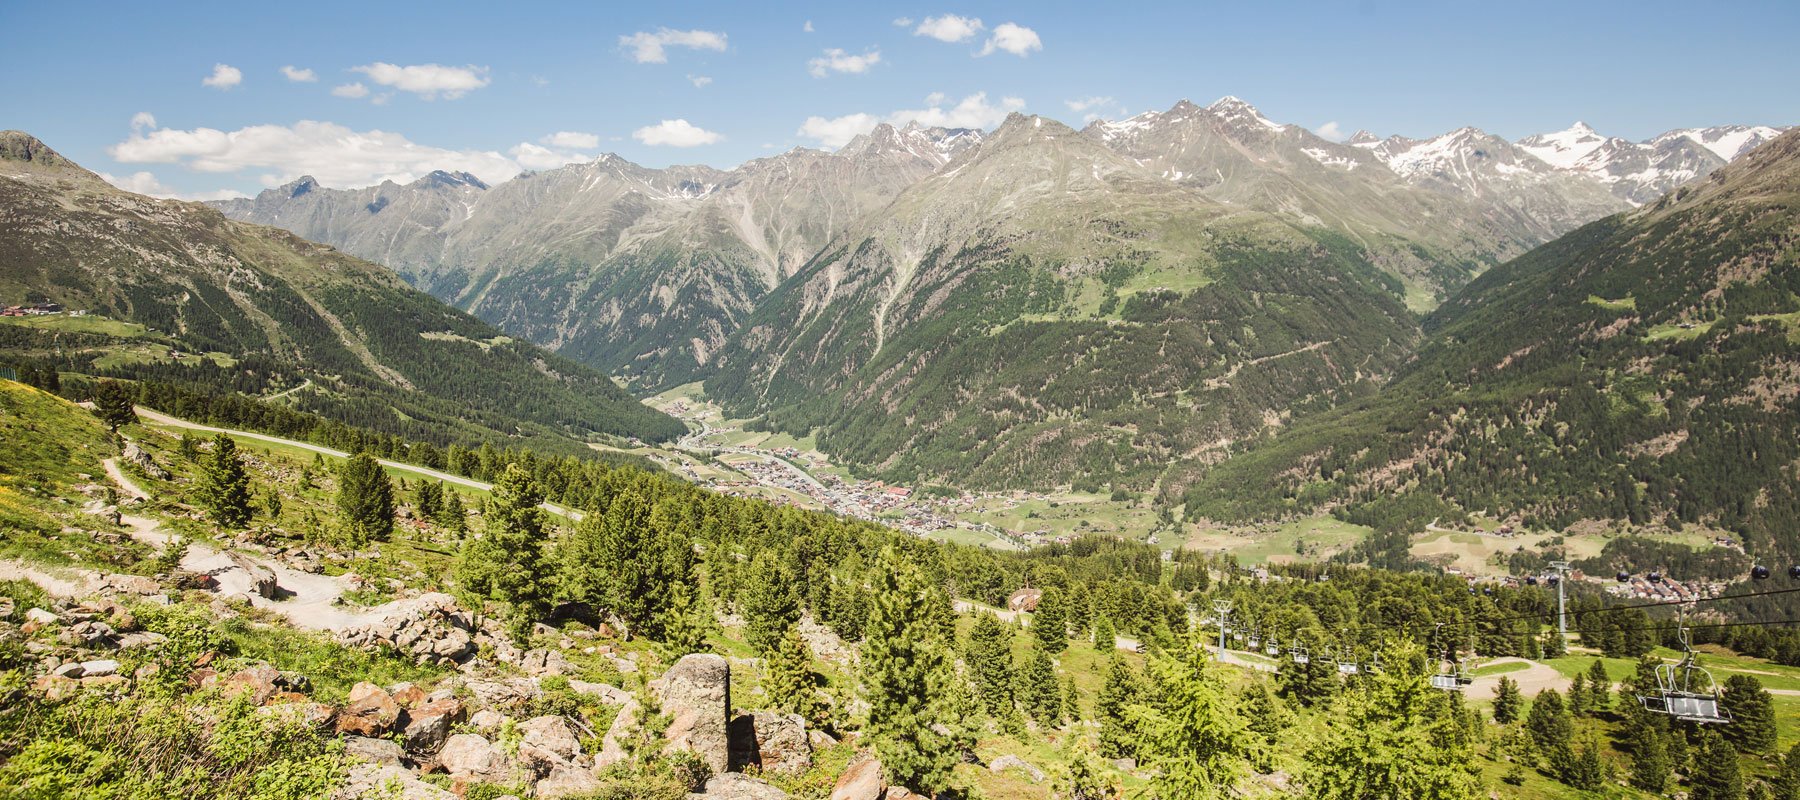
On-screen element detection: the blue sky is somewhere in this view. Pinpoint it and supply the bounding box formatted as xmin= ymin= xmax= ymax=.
xmin=3 ymin=0 xmax=1796 ymax=199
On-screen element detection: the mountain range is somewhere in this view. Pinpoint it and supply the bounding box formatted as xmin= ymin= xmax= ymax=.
xmin=183 ymin=98 xmax=1790 ymax=493
xmin=0 ymin=131 xmax=683 ymax=454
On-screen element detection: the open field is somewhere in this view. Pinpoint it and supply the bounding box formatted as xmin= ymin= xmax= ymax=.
xmin=1185 ymin=516 xmax=1372 ymax=564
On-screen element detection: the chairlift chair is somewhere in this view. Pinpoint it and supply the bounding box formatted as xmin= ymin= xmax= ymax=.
xmin=1336 ymin=647 xmax=1360 ymax=675
xmin=1292 ymin=643 xmax=1310 ymax=665
xmin=1636 ymin=622 xmax=1732 ymax=724
xmin=1429 ymin=625 xmax=1465 ymax=691
xmin=1265 ymin=638 xmax=1280 ymax=657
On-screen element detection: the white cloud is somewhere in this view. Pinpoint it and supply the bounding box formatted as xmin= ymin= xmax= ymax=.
xmin=914 ymin=14 xmax=984 ymax=42
xmin=541 ymin=131 xmax=600 ymax=149
xmin=619 ymin=28 xmax=728 ymax=63
xmin=803 ymin=20 xmax=814 ymax=33
xmin=632 ymin=119 xmax=723 ymax=147
xmin=796 ymin=92 xmax=1025 ymax=147
xmin=796 ymin=113 xmax=882 ymax=148
xmin=807 ymin=48 xmax=881 ymax=78
xmin=979 ymin=23 xmax=1042 ymax=57
xmin=331 ymin=82 xmax=370 ymax=99
xmin=892 ymin=17 xmax=913 ymax=27
xmin=280 ymin=65 xmax=317 ymax=83
xmin=1065 ymin=96 xmax=1124 ymax=123
xmin=99 ymin=170 xmax=248 ymax=202
xmin=688 ymin=74 xmax=713 ymax=88
xmin=508 ymin=142 xmax=590 ymax=172
xmin=350 ymin=63 xmax=490 ymax=100
xmin=1315 ymin=121 xmax=1347 ymax=142
xmin=130 ymin=112 xmax=157 ymax=132
xmin=107 ymin=119 xmax=528 ymax=188
xmin=202 ymin=64 xmax=242 ymax=90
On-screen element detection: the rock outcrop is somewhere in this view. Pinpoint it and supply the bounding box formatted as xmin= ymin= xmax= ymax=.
xmin=655 ymin=653 xmax=732 ymax=774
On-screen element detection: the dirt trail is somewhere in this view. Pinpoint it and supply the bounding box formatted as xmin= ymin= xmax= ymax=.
xmin=1466 ymin=657 xmax=1570 ymax=700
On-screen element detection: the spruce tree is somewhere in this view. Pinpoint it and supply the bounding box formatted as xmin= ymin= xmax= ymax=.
xmin=90 ymin=379 xmax=137 ymax=433
xmin=1492 ymin=676 xmax=1524 ymax=725
xmin=1721 ymin=674 xmax=1777 ymax=754
xmin=1063 ymin=748 xmax=1111 ymax=800
xmin=1301 ymin=640 xmax=1480 ymax=800
xmin=859 ymin=547 xmax=959 ymax=795
xmin=437 ymin=490 xmax=466 ymax=534
xmin=415 ymin=480 xmax=442 ymax=521
xmin=1020 ymin=646 xmax=1062 ymax=726
xmin=455 ymin=463 xmax=551 ymax=636
xmin=1096 ymin=656 xmax=1144 ymax=759
xmin=336 ymin=452 xmax=395 ymax=545
xmin=1067 ymin=582 xmax=1092 ymax=639
xmin=1692 ymin=728 xmax=1747 ymax=800
xmin=1133 ymin=635 xmax=1253 ymax=799
xmin=1032 ymin=588 xmax=1068 ymax=653
xmin=766 ymin=624 xmax=825 ymax=727
xmin=196 ymin=432 xmax=252 ymax=529
xmin=1525 ymin=688 xmax=1573 ymax=768
xmin=1241 ymin=679 xmax=1290 ymax=772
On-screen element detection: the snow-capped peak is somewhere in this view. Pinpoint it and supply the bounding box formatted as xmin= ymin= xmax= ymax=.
xmin=1207 ymin=95 xmax=1286 ymax=132
xmin=1651 ymin=125 xmax=1789 ymax=162
xmin=1516 ymin=122 xmax=1609 ymax=169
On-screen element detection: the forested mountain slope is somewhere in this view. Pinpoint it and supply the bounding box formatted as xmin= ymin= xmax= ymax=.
xmin=1187 ymin=128 xmax=1800 ymax=562
xmin=706 ymin=114 xmax=1420 ymax=491
xmin=0 ymin=131 xmax=683 ymax=450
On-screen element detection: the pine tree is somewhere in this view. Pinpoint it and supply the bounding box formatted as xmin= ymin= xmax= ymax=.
xmin=1096 ymin=656 xmax=1144 ymax=759
xmin=437 ymin=490 xmax=466 ymax=534
xmin=1567 ymin=671 xmax=1589 ymax=716
xmin=1067 ymin=582 xmax=1092 ymax=639
xmin=1133 ymin=635 xmax=1253 ymax=799
xmin=1775 ymin=742 xmax=1800 ymax=800
xmin=1585 ymin=659 xmax=1610 ymax=714
xmin=1032 ymin=588 xmax=1068 ymax=653
xmin=967 ymin=613 xmax=1017 ymax=721
xmin=263 ymin=486 xmax=282 ymax=521
xmin=740 ymin=548 xmax=801 ymax=653
xmin=1301 ymin=640 xmax=1480 ymax=800
xmin=1277 ymin=641 xmax=1339 ymax=707
xmin=1692 ymin=728 xmax=1748 ymax=800
xmin=336 ymin=452 xmax=395 ymax=545
xmin=1062 ymin=672 xmax=1082 ymax=721
xmin=1566 ymin=735 xmax=1607 ymax=790
xmin=415 ymin=480 xmax=442 ymax=521
xmin=1241 ymin=679 xmax=1290 ymax=772
xmin=1019 ymin=647 xmax=1062 ymax=726
xmin=1525 ymin=689 xmax=1573 ymax=768
xmin=1626 ymin=710 xmax=1673 ymax=793
xmin=1721 ymin=674 xmax=1778 ymax=754
xmin=455 ymin=463 xmax=551 ymax=636
xmin=662 ymin=583 xmax=717 ymax=658
xmin=1492 ymin=676 xmax=1524 ymax=725
xmin=196 ymin=432 xmax=252 ymax=529
xmin=90 ymin=379 xmax=137 ymax=433
xmin=1063 ymin=748 xmax=1111 ymax=800
xmin=859 ymin=547 xmax=959 ymax=795
xmin=766 ymin=624 xmax=825 ymax=727
xmin=1093 ymin=615 xmax=1116 ymax=651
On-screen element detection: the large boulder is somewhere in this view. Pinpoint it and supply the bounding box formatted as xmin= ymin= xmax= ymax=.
xmin=436 ymin=733 xmax=517 ymax=784
xmin=655 ymin=654 xmax=731 ymax=774
xmin=689 ymin=773 xmax=791 ymax=800
xmin=535 ymin=765 xmax=603 ymax=799
xmin=338 ymin=593 xmax=480 ymax=665
xmin=338 ymin=763 xmax=456 ymax=800
xmin=337 ymin=682 xmax=401 ymax=737
xmin=517 ymin=715 xmax=584 ymax=775
xmin=402 ymin=697 xmax=465 ymax=757
xmin=989 ymin=754 xmax=1046 ymax=783
xmin=344 ymin=736 xmax=405 ymax=767
xmin=746 ymin=712 xmax=812 ymax=775
xmin=830 ymin=754 xmax=884 ymax=800
xmin=597 ymin=697 xmax=640 ymax=769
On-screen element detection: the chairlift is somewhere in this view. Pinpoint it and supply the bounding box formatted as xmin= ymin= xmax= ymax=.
xmin=1335 ymin=646 xmax=1360 ymax=676
xmin=1365 ymin=651 xmax=1383 ymax=675
xmin=1264 ymin=637 xmax=1280 ymax=657
xmin=1635 ymin=617 xmax=1732 ymax=724
xmin=1292 ymin=643 xmax=1310 ymax=665
xmin=1428 ymin=624 xmax=1467 ymax=691
xmin=1247 ymin=623 xmax=1261 ymax=650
